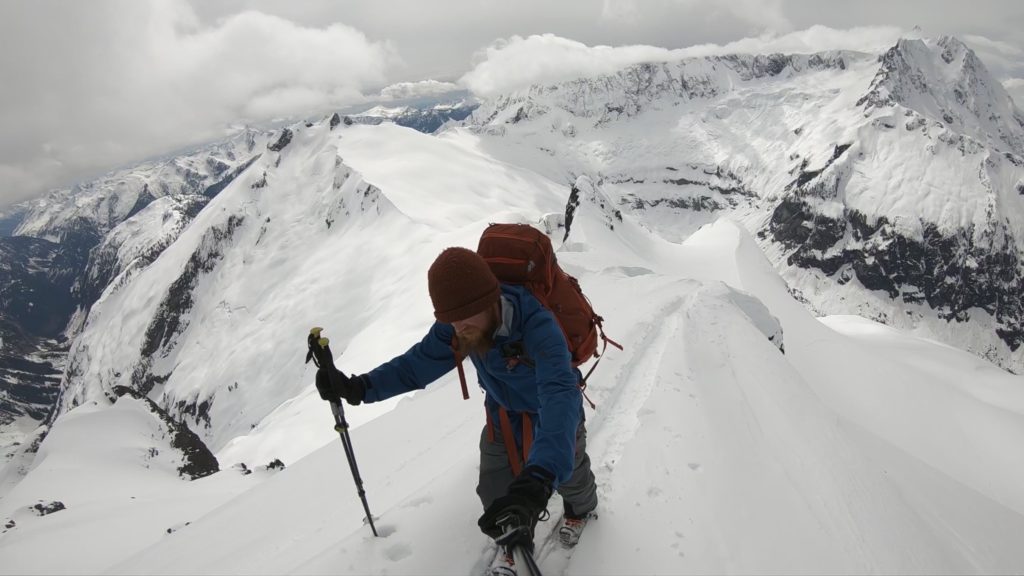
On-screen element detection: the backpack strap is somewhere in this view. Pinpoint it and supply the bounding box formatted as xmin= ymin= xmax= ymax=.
xmin=579 ymin=315 xmax=624 ymax=409
xmin=496 ymin=407 xmax=533 ymax=477
xmin=451 ymin=336 xmax=470 ymax=400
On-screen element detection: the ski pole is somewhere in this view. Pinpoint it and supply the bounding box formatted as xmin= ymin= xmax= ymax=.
xmin=306 ymin=328 xmax=379 ymax=537
xmin=497 ymin=513 xmax=544 ymax=576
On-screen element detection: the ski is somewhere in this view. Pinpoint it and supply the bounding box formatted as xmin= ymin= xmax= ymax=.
xmin=535 ymin=511 xmax=595 ymax=574
xmin=533 ymin=513 xmax=565 ymax=571
xmin=475 ymin=541 xmax=501 ymax=576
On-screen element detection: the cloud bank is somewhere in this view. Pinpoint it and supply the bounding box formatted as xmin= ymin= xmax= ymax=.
xmin=0 ymin=0 xmax=397 ymax=208
xmin=2 ymin=0 xmax=1019 ymax=210
xmin=459 ymin=25 xmax=906 ymax=97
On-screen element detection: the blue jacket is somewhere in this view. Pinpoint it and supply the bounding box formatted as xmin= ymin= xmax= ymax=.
xmin=363 ymin=284 xmax=582 ymax=486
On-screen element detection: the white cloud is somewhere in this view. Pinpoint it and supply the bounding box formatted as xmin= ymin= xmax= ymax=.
xmin=379 ymin=80 xmax=461 ymax=100
xmin=679 ymin=24 xmax=905 ymax=57
xmin=601 ymin=0 xmax=642 ymax=24
xmin=0 ymin=0 xmax=398 ymax=208
xmin=601 ymin=0 xmax=790 ymax=34
xmin=711 ymin=0 xmax=792 ymax=34
xmin=962 ymin=34 xmax=1024 ymax=84
xmin=962 ymin=34 xmax=1024 ymax=58
xmin=460 ymin=34 xmax=682 ymax=98
xmin=171 ymin=10 xmax=398 ymax=117
xmin=1004 ymin=78 xmax=1024 ymax=109
xmin=3 ymin=0 xmax=1022 ymax=209
xmin=957 ymin=34 xmax=1024 ymax=109
xmin=459 ymin=25 xmax=906 ymax=97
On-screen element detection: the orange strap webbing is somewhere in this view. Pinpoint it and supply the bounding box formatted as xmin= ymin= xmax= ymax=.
xmin=451 ymin=337 xmax=469 ymax=400
xmin=493 ymin=408 xmax=533 ymax=477
xmin=579 ymin=319 xmax=625 ymax=409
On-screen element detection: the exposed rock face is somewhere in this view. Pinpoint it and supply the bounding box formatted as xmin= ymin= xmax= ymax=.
xmin=768 ymin=198 xmax=1024 ymax=354
xmin=30 ymin=501 xmax=66 ymax=516
xmin=113 ymin=386 xmax=219 ymax=480
xmin=132 ymin=215 xmax=245 ymax=397
xmin=762 ymin=37 xmax=1024 ymax=368
xmin=267 ymin=129 xmax=293 ymax=152
xmin=394 ymin=105 xmax=477 ymax=133
xmin=1 ymin=132 xmax=267 ymax=438
xmin=564 ymin=175 xmax=623 ymax=242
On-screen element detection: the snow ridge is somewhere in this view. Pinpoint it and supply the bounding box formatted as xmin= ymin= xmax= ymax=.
xmin=459 ymin=34 xmax=1024 ymax=373
xmin=471 ymin=50 xmax=865 ymax=127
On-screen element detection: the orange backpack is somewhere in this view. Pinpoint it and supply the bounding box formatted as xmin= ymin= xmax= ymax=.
xmin=452 ymin=223 xmax=622 ymax=408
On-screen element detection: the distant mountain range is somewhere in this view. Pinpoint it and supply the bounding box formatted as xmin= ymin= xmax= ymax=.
xmin=464 ymin=35 xmax=1024 ymax=372
xmin=0 ymin=97 xmax=477 ymax=450
xmin=1 ymin=35 xmax=1022 ymax=475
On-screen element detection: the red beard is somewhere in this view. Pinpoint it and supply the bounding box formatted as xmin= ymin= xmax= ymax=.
xmin=454 ymin=307 xmax=499 ymax=358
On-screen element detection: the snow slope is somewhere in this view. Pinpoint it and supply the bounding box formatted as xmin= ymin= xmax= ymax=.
xmin=460 ymin=36 xmax=1024 ymax=374
xmin=2 ymin=118 xmax=1023 ymax=574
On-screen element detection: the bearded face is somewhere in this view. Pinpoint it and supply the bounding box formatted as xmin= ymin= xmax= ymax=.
xmin=453 ymin=303 xmax=500 ymax=358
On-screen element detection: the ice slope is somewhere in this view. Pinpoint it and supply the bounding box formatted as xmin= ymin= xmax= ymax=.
xmin=2 ymin=120 xmax=1022 ymax=573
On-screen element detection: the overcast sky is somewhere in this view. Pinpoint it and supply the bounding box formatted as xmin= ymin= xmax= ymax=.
xmin=1 ymin=0 xmax=1022 ymax=210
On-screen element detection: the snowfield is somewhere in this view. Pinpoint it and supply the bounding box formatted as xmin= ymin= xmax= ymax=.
xmin=1 ymin=113 xmax=1023 ymax=574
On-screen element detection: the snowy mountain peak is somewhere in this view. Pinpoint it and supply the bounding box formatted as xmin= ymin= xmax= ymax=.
xmin=859 ymin=36 xmax=1024 ymax=156
xmin=469 ymin=50 xmax=865 ymax=128
xmin=343 ymin=101 xmax=479 ymax=133
xmin=360 ymin=105 xmax=413 ymax=118
xmin=13 ymin=130 xmax=272 ymax=241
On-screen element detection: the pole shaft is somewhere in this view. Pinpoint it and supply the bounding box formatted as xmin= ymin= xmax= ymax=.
xmin=331 ymin=401 xmax=379 ymax=537
xmin=310 ymin=335 xmax=379 ymax=537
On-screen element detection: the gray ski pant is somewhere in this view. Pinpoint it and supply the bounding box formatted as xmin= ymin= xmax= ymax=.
xmin=476 ymin=414 xmax=598 ymax=517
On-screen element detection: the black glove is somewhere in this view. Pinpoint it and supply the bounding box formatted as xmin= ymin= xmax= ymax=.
xmin=315 ymin=367 xmax=368 ymax=405
xmin=478 ymin=466 xmax=553 ymax=551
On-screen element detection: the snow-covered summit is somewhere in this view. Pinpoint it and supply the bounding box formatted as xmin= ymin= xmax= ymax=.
xmin=356 ymin=105 xmax=413 ymax=119
xmin=457 ymin=35 xmax=1024 ymax=374
xmin=14 ymin=128 xmax=270 ymax=242
xmin=859 ymin=36 xmax=1024 ymax=156
xmin=470 ymin=50 xmax=865 ymax=127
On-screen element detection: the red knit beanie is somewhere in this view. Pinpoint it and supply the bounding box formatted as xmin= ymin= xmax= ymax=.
xmin=428 ymin=247 xmax=500 ymax=323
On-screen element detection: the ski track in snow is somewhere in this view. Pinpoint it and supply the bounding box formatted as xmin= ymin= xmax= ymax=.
xmin=586 ymin=298 xmax=685 ymax=500
xmin=480 ymin=292 xmax=690 ymax=576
